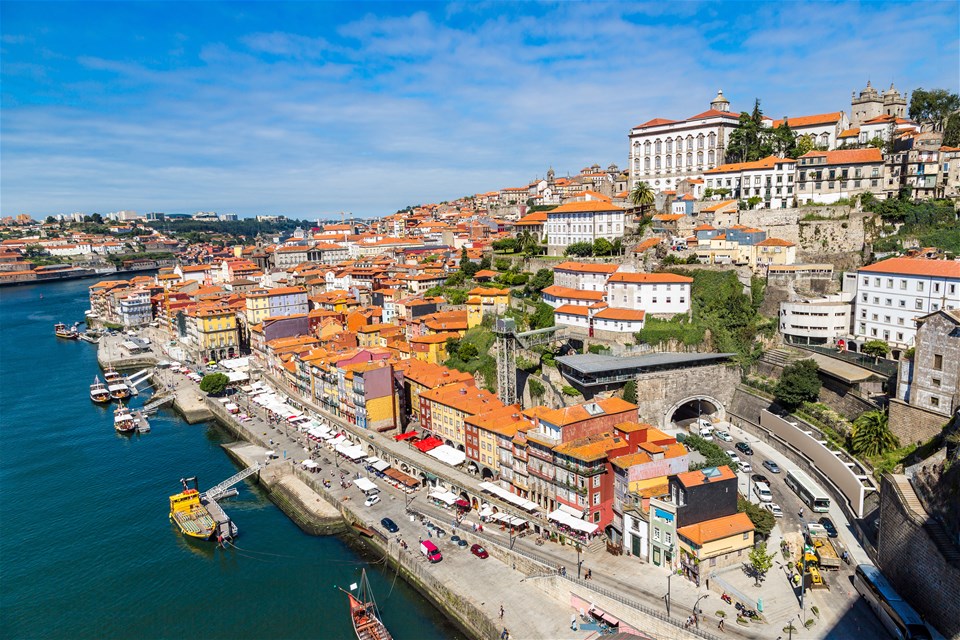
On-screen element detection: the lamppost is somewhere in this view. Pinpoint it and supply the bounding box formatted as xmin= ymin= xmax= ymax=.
xmin=664 ymin=573 xmax=672 ymax=617
xmin=693 ymin=594 xmax=709 ymax=630
xmin=575 ymin=542 xmax=583 ymax=579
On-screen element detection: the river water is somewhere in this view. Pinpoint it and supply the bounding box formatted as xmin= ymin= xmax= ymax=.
xmin=0 ymin=278 xmax=461 ymax=639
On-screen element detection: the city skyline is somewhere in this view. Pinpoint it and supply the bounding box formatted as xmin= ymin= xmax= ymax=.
xmin=2 ymin=1 xmax=958 ymax=218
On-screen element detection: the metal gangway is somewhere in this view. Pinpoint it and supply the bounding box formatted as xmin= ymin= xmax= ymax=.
xmin=126 ymin=368 xmax=153 ymax=389
xmin=142 ymin=394 xmax=174 ymax=414
xmin=203 ymin=463 xmax=261 ymax=501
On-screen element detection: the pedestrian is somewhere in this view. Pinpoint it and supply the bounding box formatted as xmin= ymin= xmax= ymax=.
xmin=718 ymin=618 xmax=724 ymax=631
xmin=499 ymin=605 xmax=504 ymax=619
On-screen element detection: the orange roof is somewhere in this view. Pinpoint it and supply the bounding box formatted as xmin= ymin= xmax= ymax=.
xmin=515 ymin=211 xmax=549 ymax=225
xmin=771 ymin=112 xmax=843 ymax=128
xmin=700 ymin=199 xmax=738 ymax=212
xmin=678 ymin=512 xmax=754 ymax=546
xmin=421 ymin=382 xmax=503 ymax=415
xmin=541 ymin=285 xmax=605 ymax=301
xmin=554 ymin=304 xmax=590 ymax=317
xmin=538 ymin=397 xmax=637 ymax=427
xmin=607 ymin=272 xmax=693 ymax=284
xmin=395 ymin=359 xmax=475 ymax=389
xmin=838 ymin=127 xmax=861 ymax=138
xmin=634 ymin=117 xmax=680 ymax=129
xmin=675 ymin=466 xmax=736 ymax=487
xmin=633 ymin=237 xmax=662 ymax=253
xmin=799 ymin=148 xmax=882 ymax=165
xmin=653 ymin=214 xmax=685 ymax=221
xmin=547 ymin=200 xmax=624 ymax=214
xmin=755 ymin=238 xmax=796 ymax=247
xmin=693 ymin=224 xmax=716 ymax=231
xmin=594 ymin=307 xmax=646 ymax=321
xmin=464 ymin=404 xmax=533 ymax=437
xmin=467 ymin=286 xmax=509 ymax=296
xmin=705 ymin=155 xmax=796 ymax=174
xmin=553 ymin=431 xmax=626 ymax=462
xmin=859 ymin=257 xmax=960 ymax=279
xmin=554 ymin=261 xmax=620 ymax=274
xmin=686 ymin=108 xmax=740 ymax=121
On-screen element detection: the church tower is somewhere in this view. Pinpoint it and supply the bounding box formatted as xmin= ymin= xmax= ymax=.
xmin=710 ymin=89 xmax=730 ymax=112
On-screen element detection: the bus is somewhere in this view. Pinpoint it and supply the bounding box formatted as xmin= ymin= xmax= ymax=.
xmin=785 ymin=469 xmax=831 ymax=513
xmin=853 ymin=564 xmax=931 ymax=640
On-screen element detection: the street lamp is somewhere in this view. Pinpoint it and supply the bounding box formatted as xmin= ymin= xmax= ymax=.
xmin=664 ymin=573 xmax=672 ymax=617
xmin=575 ymin=542 xmax=583 ymax=579
xmin=693 ymin=594 xmax=709 ymax=629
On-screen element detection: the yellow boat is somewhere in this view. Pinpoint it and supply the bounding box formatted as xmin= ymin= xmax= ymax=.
xmin=169 ymin=477 xmax=217 ymax=540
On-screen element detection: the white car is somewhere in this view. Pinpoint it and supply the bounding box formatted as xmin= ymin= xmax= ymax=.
xmin=739 ymin=461 xmax=753 ymax=473
xmin=364 ymin=494 xmax=381 ymax=507
xmin=728 ymin=452 xmax=742 ymax=466
xmin=715 ymin=430 xmax=733 ymax=442
xmin=764 ymin=503 xmax=784 ymax=518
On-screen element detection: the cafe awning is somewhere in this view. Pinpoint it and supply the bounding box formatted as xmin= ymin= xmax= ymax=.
xmin=394 ymin=431 xmax=417 ymax=441
xmin=428 ymin=489 xmax=458 ymax=506
xmin=547 ymin=509 xmax=599 ymax=535
xmin=426 ymin=444 xmax=466 ymax=466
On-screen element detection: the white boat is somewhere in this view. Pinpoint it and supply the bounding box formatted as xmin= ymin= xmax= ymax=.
xmin=90 ymin=376 xmax=111 ymax=403
xmin=114 ymin=404 xmax=136 ymax=434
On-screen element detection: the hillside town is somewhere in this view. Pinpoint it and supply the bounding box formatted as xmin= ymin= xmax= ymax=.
xmin=4 ymin=80 xmax=960 ymax=640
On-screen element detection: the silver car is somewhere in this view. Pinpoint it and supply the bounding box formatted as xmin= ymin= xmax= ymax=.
xmin=764 ymin=503 xmax=783 ymax=518
xmin=715 ymin=430 xmax=733 ymax=442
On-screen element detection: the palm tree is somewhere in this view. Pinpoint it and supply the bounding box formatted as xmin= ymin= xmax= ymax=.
xmin=517 ymin=229 xmax=538 ymax=257
xmin=851 ymin=410 xmax=899 ymax=457
xmin=630 ymin=181 xmax=655 ymax=215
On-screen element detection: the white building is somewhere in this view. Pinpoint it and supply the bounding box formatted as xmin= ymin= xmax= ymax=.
xmin=546 ymin=201 xmax=626 ymax=256
xmin=541 ymin=285 xmax=606 ymax=308
xmin=779 ymin=295 xmax=852 ymax=346
xmin=768 ymin=112 xmax=849 ymax=150
xmin=553 ymin=261 xmax=622 ymax=291
xmin=628 ymin=90 xmax=741 ymax=191
xmin=591 ymin=307 xmax=646 ymax=333
xmin=119 ymin=290 xmax=153 ymax=327
xmin=852 ymin=257 xmax=960 ymax=353
xmin=604 ymin=272 xmax=693 ymax=316
xmin=796 ymin=148 xmax=886 ymax=204
xmin=703 ymin=156 xmax=797 ymax=209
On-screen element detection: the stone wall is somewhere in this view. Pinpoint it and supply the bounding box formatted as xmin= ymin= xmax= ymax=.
xmin=878 ymin=474 xmax=960 ymax=640
xmin=632 ymin=363 xmax=741 ymax=428
xmin=736 ymin=206 xmax=871 ymax=263
xmin=888 ymin=398 xmax=951 ymax=445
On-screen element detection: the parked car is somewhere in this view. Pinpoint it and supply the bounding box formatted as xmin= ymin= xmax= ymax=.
xmin=715 ymin=430 xmax=733 ymax=442
xmin=818 ymin=517 xmax=839 ymax=538
xmin=762 ymin=460 xmax=781 ymax=474
xmin=736 ymin=442 xmax=754 ymax=456
xmin=751 ymin=474 xmax=769 ymax=486
xmin=728 ymin=452 xmax=742 ymax=466
xmin=739 ymin=461 xmax=753 ymax=473
xmin=764 ymin=503 xmax=784 ymax=518
xmin=364 ymin=494 xmax=381 ymax=507
xmin=380 ymin=517 xmax=399 ymax=533
xmin=470 ymin=544 xmax=489 ymax=559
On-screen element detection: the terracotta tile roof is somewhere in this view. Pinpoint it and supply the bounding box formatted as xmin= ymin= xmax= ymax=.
xmin=555 ymin=304 xmax=590 ymax=317
xmin=538 ymin=397 xmax=637 ymax=427
xmin=755 ymin=238 xmax=796 ymax=247
xmin=694 ymin=224 xmax=716 ymax=231
xmin=634 ymin=117 xmax=680 ymax=129
xmin=838 ymin=127 xmax=861 ymax=138
xmin=541 ymin=285 xmax=606 ymax=301
xmin=858 ymin=257 xmax=960 ymax=279
xmin=800 ymin=148 xmax=882 ymax=165
xmin=678 ymin=512 xmax=754 ymax=545
xmin=553 ymin=431 xmax=626 ymax=462
xmin=705 ymin=155 xmax=796 ymax=174
xmin=653 ymin=214 xmax=685 ymax=221
xmin=771 ymin=112 xmax=843 ymax=128
xmin=593 ymin=307 xmax=646 ymax=321
xmin=547 ymin=200 xmax=625 ymax=214
xmin=421 ymin=382 xmax=503 ymax=415
xmin=554 ymin=261 xmax=621 ymax=274
xmin=607 ymin=272 xmax=693 ymax=284
xmin=686 ymin=108 xmax=740 ymax=121
xmin=701 ymin=199 xmax=738 ymax=212
xmin=676 ymin=465 xmax=736 ymax=487
xmin=467 ymin=286 xmax=509 ymax=296
xmin=473 ymin=270 xmax=499 ymax=278
xmin=464 ymin=404 xmax=533 ymax=436
xmin=633 ymin=237 xmax=662 ymax=253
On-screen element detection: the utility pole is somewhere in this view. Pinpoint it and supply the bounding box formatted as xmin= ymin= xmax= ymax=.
xmin=693 ymin=594 xmax=709 ymax=630
xmin=665 ymin=573 xmax=672 ymax=617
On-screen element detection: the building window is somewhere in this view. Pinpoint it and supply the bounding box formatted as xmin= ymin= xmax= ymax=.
xmin=932 ymin=378 xmax=941 ymax=387
xmin=934 ymin=354 xmax=943 ymax=370
xmin=917 ymin=281 xmax=924 ymax=292
xmin=931 ymin=397 xmax=940 ymax=407
xmin=900 ymin=279 xmax=907 ymax=290
xmin=916 ymin=299 xmax=923 ymax=310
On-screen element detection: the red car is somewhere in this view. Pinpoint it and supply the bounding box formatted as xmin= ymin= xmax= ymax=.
xmin=470 ymin=544 xmax=488 ymax=559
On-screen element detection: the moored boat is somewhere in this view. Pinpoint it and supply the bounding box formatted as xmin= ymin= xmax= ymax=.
xmin=343 ymin=569 xmax=393 ymax=640
xmin=54 ymin=322 xmax=79 ymax=339
xmin=107 ymin=382 xmax=132 ymax=400
xmin=114 ymin=403 xmax=136 ymax=434
xmin=90 ymin=376 xmax=111 ymax=403
xmin=169 ymin=477 xmax=217 ymax=540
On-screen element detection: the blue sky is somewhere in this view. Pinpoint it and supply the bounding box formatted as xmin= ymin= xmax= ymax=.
xmin=2 ymin=1 xmax=958 ymax=219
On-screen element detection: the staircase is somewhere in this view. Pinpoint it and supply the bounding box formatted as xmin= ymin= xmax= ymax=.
xmin=761 ymin=347 xmax=804 ymax=369
xmin=142 ymin=394 xmax=174 ymax=414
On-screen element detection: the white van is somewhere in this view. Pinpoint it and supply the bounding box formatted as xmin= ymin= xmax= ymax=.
xmin=754 ymin=481 xmax=773 ymax=503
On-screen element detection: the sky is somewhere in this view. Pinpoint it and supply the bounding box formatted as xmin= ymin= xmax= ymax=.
xmin=2 ymin=2 xmax=958 ymax=219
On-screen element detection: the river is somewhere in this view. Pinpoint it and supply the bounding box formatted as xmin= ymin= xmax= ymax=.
xmin=0 ymin=277 xmax=461 ymax=639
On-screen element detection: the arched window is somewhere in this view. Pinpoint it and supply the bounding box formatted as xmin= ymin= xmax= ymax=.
xmin=666 ymin=155 xmax=672 ymax=169
xmin=655 ymin=156 xmax=662 ymax=170
xmin=820 ymin=133 xmax=829 ymax=147
xmin=666 ymin=138 xmax=673 ymax=153
xmin=655 ymin=140 xmax=662 ymax=154
xmin=697 ymin=134 xmax=705 ymax=149
xmin=644 ymin=141 xmax=652 ymax=155
xmin=708 ymin=132 xmax=716 ymax=148
xmin=676 ymin=153 xmax=683 ymax=168
xmin=644 ymin=157 xmax=651 ymax=171
xmin=687 ymin=136 xmax=694 ymax=151
xmin=708 ymin=150 xmax=715 ymax=164
xmin=697 ymin=151 xmax=704 ymax=166
xmin=686 ymin=152 xmax=693 ymax=167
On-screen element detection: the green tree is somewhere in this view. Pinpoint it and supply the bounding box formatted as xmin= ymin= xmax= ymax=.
xmin=622 ymin=380 xmax=637 ymax=404
xmin=445 ymin=271 xmax=466 ymax=286
xmin=457 ymin=341 xmax=479 ymax=360
xmin=478 ymin=255 xmax=492 ymax=271
xmin=528 ymin=378 xmax=545 ymax=399
xmin=749 ymin=541 xmax=776 ymax=586
xmin=199 ymin=373 xmax=230 ymax=396
xmin=851 ymin=410 xmax=899 ymax=457
xmin=943 ymin=113 xmax=960 ymax=147
xmin=794 ymin=135 xmax=814 ymax=157
xmin=90 ymin=213 xmax=104 ymax=224
xmin=738 ymin=496 xmax=776 ymax=538
xmin=909 ymin=88 xmax=960 ymax=131
xmin=517 ymin=229 xmax=539 ymax=256
xmin=530 ymin=302 xmax=555 ymax=330
xmin=460 ymin=248 xmax=480 ymax=277
xmin=564 ymin=241 xmax=593 ymax=257
xmin=774 ymin=359 xmax=821 ymax=411
xmin=526 ymin=268 xmax=554 ymax=296
xmin=630 ymin=181 xmax=655 ymax=216
xmin=747 ymin=196 xmax=763 ymax=209
xmin=867 ymin=136 xmax=885 ymax=149
xmin=593 ymin=237 xmax=613 ymax=256
xmin=861 ymin=339 xmax=890 ymax=358
xmin=44 ymin=215 xmax=56 ymax=224
xmin=726 ymin=99 xmax=771 ymax=163
xmin=769 ymin=118 xmax=800 ymax=158
xmin=492 ymin=238 xmax=518 ymax=252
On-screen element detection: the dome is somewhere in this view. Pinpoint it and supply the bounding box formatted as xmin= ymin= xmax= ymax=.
xmin=711 ymin=89 xmax=729 ymax=104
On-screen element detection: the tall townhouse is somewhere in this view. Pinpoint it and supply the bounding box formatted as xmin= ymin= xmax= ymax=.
xmin=553 ymin=261 xmax=621 ymax=291
xmin=546 ymin=201 xmax=626 ymax=256
xmin=463 ymin=404 xmax=533 ymax=481
xmin=702 ymin=155 xmax=797 ymax=209
xmin=419 ymin=383 xmax=504 ymax=450
xmin=853 ymin=257 xmax=960 ymax=353
xmin=796 ymin=148 xmax=885 ymax=204
xmin=604 ymin=272 xmax=693 ymax=316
